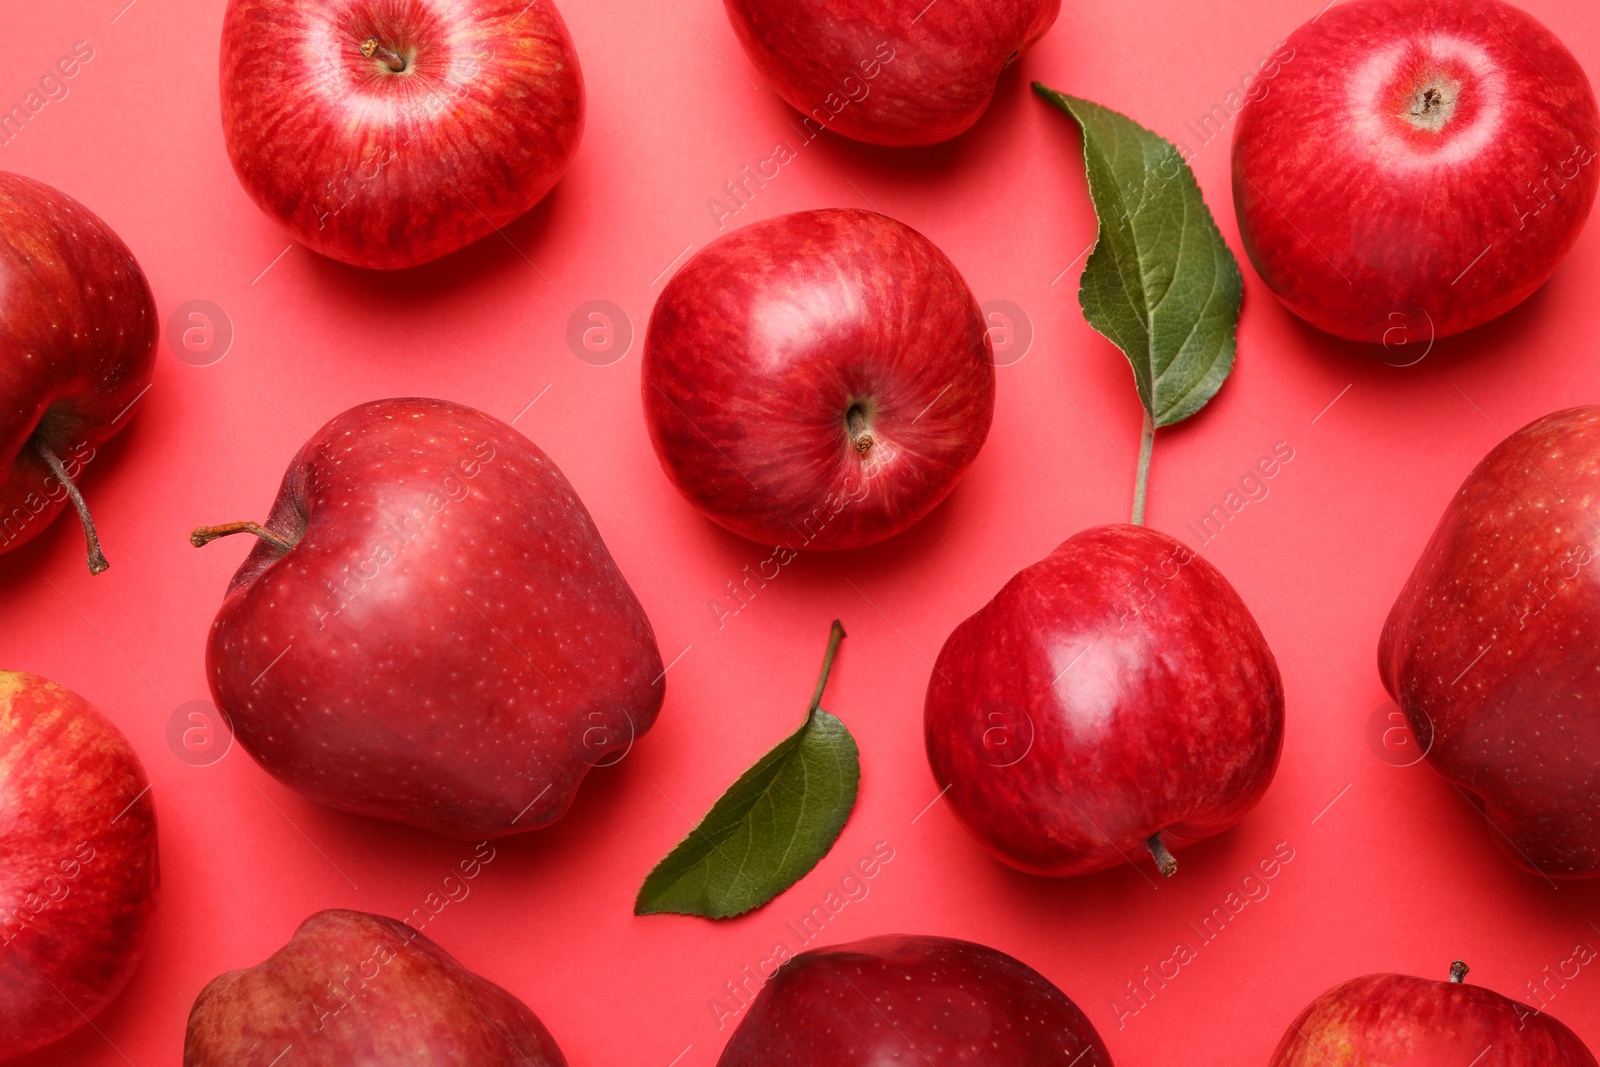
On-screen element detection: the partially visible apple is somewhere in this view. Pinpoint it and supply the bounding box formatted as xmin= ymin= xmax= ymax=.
xmin=192 ymin=397 xmax=664 ymax=839
xmin=1382 ymin=406 xmax=1600 ymax=877
xmin=717 ymin=934 xmax=1111 ymax=1065
xmin=0 ymin=172 xmax=157 ymax=574
xmin=0 ymin=672 xmax=159 ymax=1063
xmin=220 ymin=0 xmax=585 ymax=269
xmin=643 ymin=208 xmax=995 ymax=551
xmin=1269 ymin=963 xmax=1597 ymax=1065
xmin=184 ymin=909 xmax=566 ymax=1066
xmin=1232 ymin=0 xmax=1599 ymax=343
xmin=925 ymin=524 xmax=1284 ymax=877
xmin=724 ymin=0 xmax=1060 ymax=146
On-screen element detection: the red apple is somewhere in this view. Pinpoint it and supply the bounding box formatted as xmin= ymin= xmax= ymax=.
xmin=191 ymin=397 xmax=663 ymax=839
xmin=643 ymin=208 xmax=995 ymax=551
xmin=1382 ymin=406 xmax=1600 ymax=877
xmin=717 ymin=934 xmax=1111 ymax=1065
xmin=1269 ymin=962 xmax=1597 ymax=1065
xmin=0 ymin=172 xmax=157 ymax=574
xmin=184 ymin=909 xmax=566 ymax=1066
xmin=220 ymin=0 xmax=585 ymax=270
xmin=924 ymin=524 xmax=1284 ymax=877
xmin=0 ymin=672 xmax=159 ymax=1062
xmin=1232 ymin=0 xmax=1599 ymax=344
xmin=724 ymin=0 xmax=1059 ymax=146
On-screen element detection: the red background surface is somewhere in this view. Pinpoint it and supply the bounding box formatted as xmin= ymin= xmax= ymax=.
xmin=4 ymin=0 xmax=1600 ymax=1063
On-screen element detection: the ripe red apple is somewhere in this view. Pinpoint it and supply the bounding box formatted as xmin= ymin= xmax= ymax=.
xmin=1269 ymin=962 xmax=1597 ymax=1064
xmin=191 ymin=397 xmax=663 ymax=839
xmin=184 ymin=909 xmax=566 ymax=1066
xmin=724 ymin=0 xmax=1060 ymax=146
xmin=716 ymin=934 xmax=1111 ymax=1065
xmin=1382 ymin=406 xmax=1600 ymax=877
xmin=925 ymin=524 xmax=1283 ymax=877
xmin=0 ymin=172 xmax=157 ymax=574
xmin=220 ymin=0 xmax=584 ymax=270
xmin=643 ymin=208 xmax=995 ymax=551
xmin=1232 ymin=0 xmax=1599 ymax=344
xmin=1 ymin=672 xmax=159 ymax=1062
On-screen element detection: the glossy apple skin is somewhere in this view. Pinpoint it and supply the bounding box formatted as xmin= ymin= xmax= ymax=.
xmin=220 ymin=0 xmax=584 ymax=269
xmin=1381 ymin=407 xmax=1600 ymax=877
xmin=0 ymin=672 xmax=159 ymax=1062
xmin=925 ymin=524 xmax=1284 ymax=877
xmin=1269 ymin=971 xmax=1597 ymax=1065
xmin=725 ymin=0 xmax=1059 ymax=146
xmin=643 ymin=208 xmax=995 ymax=551
xmin=203 ymin=397 xmax=663 ymax=839
xmin=1232 ymin=0 xmax=1599 ymax=343
xmin=0 ymin=173 xmax=156 ymax=562
xmin=717 ymin=934 xmax=1111 ymax=1065
xmin=185 ymin=909 xmax=566 ymax=1066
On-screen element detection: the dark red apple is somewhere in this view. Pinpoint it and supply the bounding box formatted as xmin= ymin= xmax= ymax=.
xmin=724 ymin=0 xmax=1059 ymax=146
xmin=716 ymin=934 xmax=1111 ymax=1065
xmin=925 ymin=524 xmax=1283 ymax=877
xmin=1232 ymin=0 xmax=1599 ymax=344
xmin=191 ymin=397 xmax=663 ymax=839
xmin=220 ymin=0 xmax=584 ymax=270
xmin=1270 ymin=962 xmax=1597 ymax=1065
xmin=1382 ymin=406 xmax=1600 ymax=877
xmin=0 ymin=172 xmax=157 ymax=574
xmin=1 ymin=672 xmax=159 ymax=1062
xmin=184 ymin=909 xmax=566 ymax=1066
xmin=643 ymin=208 xmax=994 ymax=551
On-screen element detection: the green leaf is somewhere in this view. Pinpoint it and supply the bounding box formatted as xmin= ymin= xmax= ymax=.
xmin=1035 ymin=85 xmax=1242 ymax=428
xmin=635 ymin=623 xmax=859 ymax=919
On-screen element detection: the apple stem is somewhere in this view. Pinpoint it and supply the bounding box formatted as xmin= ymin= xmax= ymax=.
xmin=360 ymin=38 xmax=408 ymax=73
xmin=190 ymin=521 xmax=295 ymax=552
xmin=31 ymin=438 xmax=108 ymax=575
xmin=1450 ymin=960 xmax=1469 ymax=983
xmin=1131 ymin=410 xmax=1154 ymax=525
xmin=808 ymin=620 xmax=848 ymax=713
xmin=1146 ymin=832 xmax=1178 ymax=877
xmin=846 ymin=406 xmax=875 ymax=455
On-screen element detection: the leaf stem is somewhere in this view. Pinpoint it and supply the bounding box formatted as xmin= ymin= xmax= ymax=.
xmin=1131 ymin=411 xmax=1154 ymax=525
xmin=31 ymin=438 xmax=108 ymax=575
xmin=808 ymin=620 xmax=847 ymax=713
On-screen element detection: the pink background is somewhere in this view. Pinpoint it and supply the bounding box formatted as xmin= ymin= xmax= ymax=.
xmin=5 ymin=0 xmax=1600 ymax=1062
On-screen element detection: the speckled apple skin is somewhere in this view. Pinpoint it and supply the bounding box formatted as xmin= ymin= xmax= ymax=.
xmin=1269 ymin=972 xmax=1598 ymax=1065
xmin=1232 ymin=0 xmax=1599 ymax=343
xmin=925 ymin=524 xmax=1284 ymax=877
xmin=1381 ymin=406 xmax=1600 ymax=877
xmin=643 ymin=208 xmax=995 ymax=551
xmin=184 ymin=909 xmax=567 ymax=1067
xmin=0 ymin=672 xmax=159 ymax=1062
xmin=220 ymin=0 xmax=584 ymax=269
xmin=204 ymin=397 xmax=663 ymax=839
xmin=0 ymin=173 xmax=156 ymax=561
xmin=716 ymin=934 xmax=1111 ymax=1065
xmin=724 ymin=0 xmax=1059 ymax=146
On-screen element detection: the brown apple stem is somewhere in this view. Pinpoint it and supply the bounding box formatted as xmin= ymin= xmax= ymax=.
xmin=190 ymin=521 xmax=294 ymax=552
xmin=1449 ymin=960 xmax=1469 ymax=983
xmin=31 ymin=438 xmax=108 ymax=575
xmin=360 ymin=38 xmax=407 ymax=72
xmin=1131 ymin=410 xmax=1154 ymax=525
xmin=846 ymin=406 xmax=874 ymax=455
xmin=1146 ymin=832 xmax=1178 ymax=878
xmin=807 ymin=620 xmax=848 ymax=713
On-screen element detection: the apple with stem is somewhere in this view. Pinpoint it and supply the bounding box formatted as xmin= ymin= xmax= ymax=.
xmin=1232 ymin=0 xmax=1600 ymax=344
xmin=190 ymin=397 xmax=664 ymax=839
xmin=0 ymin=172 xmax=157 ymax=574
xmin=220 ymin=0 xmax=585 ymax=269
xmin=724 ymin=0 xmax=1060 ymax=146
xmin=1 ymin=672 xmax=160 ymax=1062
xmin=643 ymin=208 xmax=995 ymax=551
xmin=1382 ymin=406 xmax=1600 ymax=877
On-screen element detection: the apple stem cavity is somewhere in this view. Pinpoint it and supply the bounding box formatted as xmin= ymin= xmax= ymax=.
xmin=1146 ymin=832 xmax=1178 ymax=877
xmin=31 ymin=437 xmax=109 ymax=575
xmin=1131 ymin=411 xmax=1155 ymax=525
xmin=360 ymin=38 xmax=408 ymax=73
xmin=808 ymin=620 xmax=848 ymax=713
xmin=190 ymin=521 xmax=295 ymax=553
xmin=1450 ymin=960 xmax=1470 ymax=983
xmin=846 ymin=405 xmax=875 ymax=455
